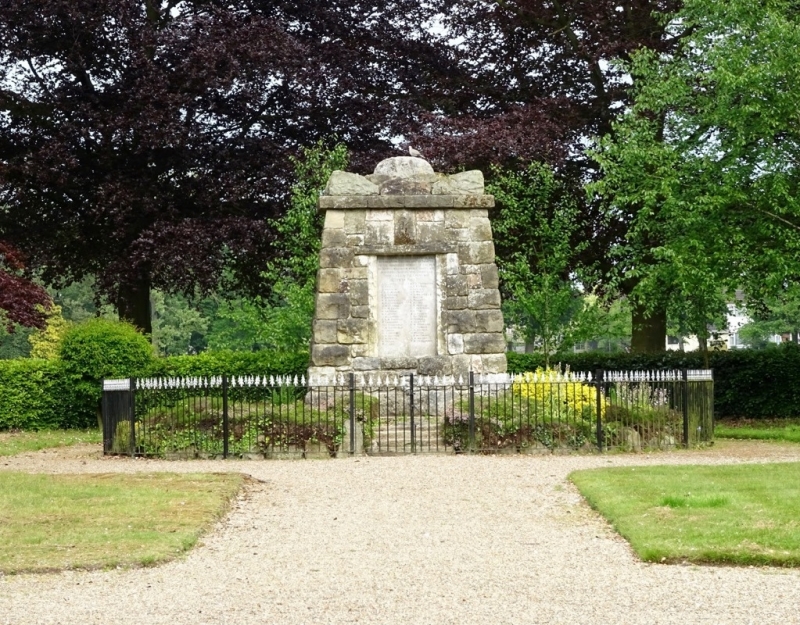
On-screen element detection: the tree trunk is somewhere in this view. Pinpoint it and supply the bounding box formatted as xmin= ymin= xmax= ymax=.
xmin=630 ymin=301 xmax=667 ymax=354
xmin=118 ymin=276 xmax=152 ymax=334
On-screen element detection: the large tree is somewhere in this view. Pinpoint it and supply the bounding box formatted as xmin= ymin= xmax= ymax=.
xmin=0 ymin=1 xmax=462 ymax=333
xmin=0 ymin=242 xmax=50 ymax=329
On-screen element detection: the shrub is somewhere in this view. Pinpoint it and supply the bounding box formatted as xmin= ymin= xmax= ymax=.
xmin=0 ymin=359 xmax=63 ymax=430
xmin=507 ymin=345 xmax=800 ymax=419
xmin=59 ymin=319 xmax=154 ymax=428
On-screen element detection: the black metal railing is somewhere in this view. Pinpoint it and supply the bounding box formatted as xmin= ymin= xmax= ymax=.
xmin=101 ymin=369 xmax=714 ymax=458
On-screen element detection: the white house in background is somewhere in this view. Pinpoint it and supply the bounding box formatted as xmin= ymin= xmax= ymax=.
xmin=666 ymin=303 xmax=783 ymax=351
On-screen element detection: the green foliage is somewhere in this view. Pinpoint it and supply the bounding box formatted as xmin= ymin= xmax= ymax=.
xmin=0 ymin=359 xmax=62 ymax=430
xmin=146 ymin=350 xmax=308 ymax=378
xmin=0 ymin=324 xmax=33 ymax=359
xmin=150 ymin=291 xmax=210 ymax=356
xmin=28 ymin=305 xmax=72 ymax=359
xmin=488 ymin=163 xmax=589 ymax=362
xmin=508 ymin=344 xmax=800 ymax=418
xmin=58 ymin=319 xmax=154 ymax=428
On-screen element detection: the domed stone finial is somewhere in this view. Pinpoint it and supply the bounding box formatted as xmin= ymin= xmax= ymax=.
xmin=373 ymin=156 xmax=434 ymax=178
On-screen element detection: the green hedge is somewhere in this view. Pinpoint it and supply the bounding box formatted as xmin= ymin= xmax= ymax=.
xmin=0 ymin=350 xmax=310 ymax=431
xmin=507 ymin=345 xmax=800 ymax=419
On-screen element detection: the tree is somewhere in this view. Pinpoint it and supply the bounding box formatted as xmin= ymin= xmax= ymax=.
xmin=489 ymin=163 xmax=588 ymax=362
xmin=593 ymin=0 xmax=800 ymax=352
xmin=0 ymin=242 xmax=50 ymax=330
xmin=0 ymin=1 xmax=461 ymax=332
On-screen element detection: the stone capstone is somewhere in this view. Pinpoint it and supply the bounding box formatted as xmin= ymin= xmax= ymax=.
xmin=324 ymin=171 xmax=379 ymax=196
xmin=373 ymin=156 xmax=435 ymax=178
xmin=432 ymin=170 xmax=484 ymax=195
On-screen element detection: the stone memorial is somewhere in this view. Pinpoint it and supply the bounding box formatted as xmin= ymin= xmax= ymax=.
xmin=308 ymin=156 xmax=507 ymax=380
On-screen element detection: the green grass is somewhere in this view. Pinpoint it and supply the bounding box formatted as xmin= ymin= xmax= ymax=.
xmin=715 ymin=419 xmax=800 ymax=444
xmin=570 ymin=462 xmax=800 ymax=566
xmin=0 ymin=429 xmax=102 ymax=457
xmin=0 ymin=472 xmax=244 ymax=574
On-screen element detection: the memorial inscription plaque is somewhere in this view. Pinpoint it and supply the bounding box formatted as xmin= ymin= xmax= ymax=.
xmin=377 ymin=256 xmax=437 ymax=357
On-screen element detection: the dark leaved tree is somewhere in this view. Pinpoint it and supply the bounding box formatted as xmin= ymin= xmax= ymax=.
xmin=0 ymin=242 xmax=50 ymax=329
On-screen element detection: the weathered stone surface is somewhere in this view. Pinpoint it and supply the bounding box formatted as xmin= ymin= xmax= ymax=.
xmin=415 ymin=222 xmax=446 ymax=245
xmin=464 ymin=333 xmax=506 ymax=354
xmin=321 ymin=228 xmax=347 ymax=248
xmin=324 ymin=210 xmax=344 ymax=229
xmin=432 ymin=170 xmax=484 ymax=195
xmin=481 ymin=353 xmax=508 ymax=372
xmin=315 ymin=293 xmax=350 ymax=319
xmin=343 ymin=265 xmax=368 ymax=280
xmin=466 ymin=273 xmax=482 ymax=289
xmin=444 ymin=210 xmax=471 ymax=229
xmin=352 ymin=357 xmax=381 ymax=371
xmin=453 ymin=195 xmax=495 ymax=208
xmin=312 ymin=344 xmax=349 ymax=366
xmin=476 ymin=309 xmax=504 ymax=333
xmin=348 ymin=280 xmax=369 ymax=306
xmin=443 ymin=296 xmax=469 ymax=310
xmin=351 ymin=305 xmax=369 ymax=318
xmin=480 ymin=264 xmax=499 ymax=289
xmin=373 ymin=156 xmax=434 ymax=178
xmin=444 ymin=310 xmax=476 ymax=332
xmin=445 ymin=275 xmax=468 ymax=297
xmin=381 ymin=357 xmax=418 ymax=370
xmin=446 ymin=253 xmax=460 ymax=274
xmin=447 ymin=333 xmax=464 ymax=355
xmin=365 ymin=221 xmax=393 ymax=246
xmin=469 ymin=217 xmax=493 ymax=242
xmin=337 ymin=319 xmax=369 ymax=344
xmin=380 ymin=175 xmax=435 ymax=195
xmin=324 ymin=171 xmax=379 ymax=196
xmin=317 ymin=268 xmax=344 ymax=293
xmin=366 ymin=209 xmax=393 ymax=221
xmin=418 ymin=356 xmax=451 ymax=376
xmin=313 ymin=320 xmax=338 ymax=343
xmin=365 ymin=174 xmax=392 ymax=186
xmin=344 ymin=210 xmax=366 ymax=234
xmin=459 ymin=241 xmax=495 ymax=264
xmin=468 ymin=289 xmax=501 ymax=310
xmin=319 ymin=247 xmax=353 ymax=268
xmin=393 ymin=210 xmax=416 ymax=245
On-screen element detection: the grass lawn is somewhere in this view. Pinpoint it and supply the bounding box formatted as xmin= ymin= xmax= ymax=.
xmin=571 ymin=462 xmax=800 ymax=566
xmin=0 ymin=472 xmax=244 ymax=574
xmin=715 ymin=419 xmax=800 ymax=444
xmin=0 ymin=429 xmax=102 ymax=456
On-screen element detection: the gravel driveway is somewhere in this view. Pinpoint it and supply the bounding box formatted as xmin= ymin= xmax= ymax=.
xmin=2 ymin=441 xmax=800 ymax=625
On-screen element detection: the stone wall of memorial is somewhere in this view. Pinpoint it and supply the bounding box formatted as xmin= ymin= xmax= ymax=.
xmin=308 ymin=156 xmax=507 ymax=379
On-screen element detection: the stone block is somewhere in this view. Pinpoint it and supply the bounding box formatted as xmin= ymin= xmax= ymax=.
xmin=319 ymin=196 xmax=373 ymax=210
xmin=432 ymin=170 xmax=484 ymax=195
xmin=352 ymin=357 xmax=382 ymax=371
xmin=319 ymin=247 xmax=353 ymax=269
xmin=312 ymin=320 xmax=338 ymax=344
xmin=373 ymin=156 xmax=434 ymax=178
xmin=366 ymin=209 xmax=394 ymax=221
xmin=404 ymin=195 xmax=454 ymax=208
xmin=351 ymin=305 xmax=369 ymax=318
xmin=354 ymin=255 xmax=370 ymax=266
xmin=380 ymin=176 xmax=434 ymax=195
xmin=324 ymin=210 xmax=344 ymax=229
xmin=324 ymin=171 xmax=379 ymax=196
xmin=343 ymin=266 xmax=367 ymax=280
xmin=476 ymin=309 xmax=504 ymax=333
xmin=321 ymin=228 xmax=347 ymax=248
xmin=365 ymin=221 xmax=394 ymax=246
xmin=469 ymin=217 xmax=493 ymax=242
xmin=445 ymin=210 xmax=471 ymax=229
xmin=348 ymin=279 xmax=369 ymax=306
xmin=481 ymin=353 xmax=508 ymax=373
xmin=467 ymin=273 xmax=482 ymax=289
xmin=347 ymin=234 xmax=365 ymax=247
xmin=461 ymin=264 xmax=481 ymax=274
xmin=394 ymin=210 xmax=416 ymax=245
xmin=450 ymin=355 xmax=472 ymax=377
xmin=337 ymin=319 xmax=369 ymax=344
xmin=416 ymin=210 xmax=435 ymax=221
xmin=452 ymin=195 xmax=495 ymax=208
xmin=446 ymin=253 xmax=460 ymax=274
xmin=464 ymin=333 xmax=506 ymax=354
xmin=468 ymin=289 xmax=501 ymax=310
xmin=447 ymin=333 xmax=464 ymax=355
xmin=315 ymin=293 xmax=350 ymax=319
xmin=443 ymin=296 xmax=469 ymax=310
xmin=312 ymin=344 xmax=349 ymax=366
xmin=365 ymin=173 xmax=391 ymax=186
xmin=445 ymin=275 xmax=468 ymax=297
xmin=418 ymin=356 xmax=451 ymax=376
xmin=344 ymin=210 xmax=367 ymax=234
xmin=350 ymin=344 xmax=370 ymax=357
xmin=317 ymin=268 xmax=344 ymax=293
xmin=366 ymin=195 xmax=406 ymax=209
xmin=459 ymin=241 xmax=495 ymax=264
xmin=381 ymin=357 xmax=418 ymax=370
xmin=480 ymin=264 xmax=499 ymax=289
xmin=415 ymin=222 xmax=446 ymax=245
xmin=444 ymin=309 xmax=476 ymax=333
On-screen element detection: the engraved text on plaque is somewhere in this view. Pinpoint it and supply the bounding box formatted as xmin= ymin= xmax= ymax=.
xmin=377 ymin=256 xmax=437 ymax=357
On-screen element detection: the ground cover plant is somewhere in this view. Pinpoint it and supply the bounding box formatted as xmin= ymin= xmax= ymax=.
xmin=571 ymin=463 xmax=800 ymax=566
xmin=715 ymin=419 xmax=800 ymax=444
xmin=0 ymin=429 xmax=101 ymax=457
xmin=0 ymin=472 xmax=243 ymax=574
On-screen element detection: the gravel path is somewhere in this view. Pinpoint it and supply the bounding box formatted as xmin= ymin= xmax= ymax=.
xmin=2 ymin=441 xmax=800 ymax=625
